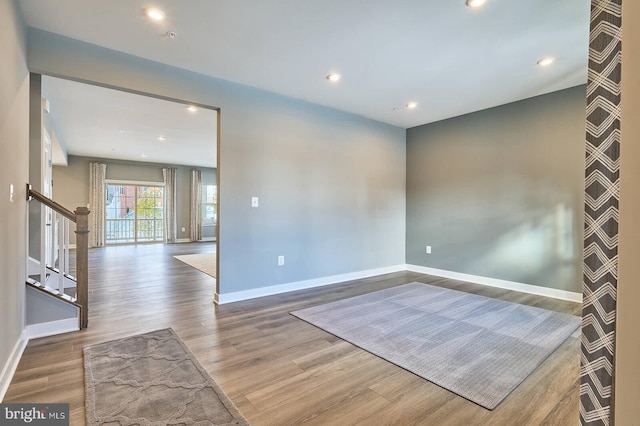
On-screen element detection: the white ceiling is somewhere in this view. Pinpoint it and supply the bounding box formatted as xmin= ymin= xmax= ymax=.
xmin=21 ymin=0 xmax=590 ymax=129
xmin=43 ymin=76 xmax=218 ymax=168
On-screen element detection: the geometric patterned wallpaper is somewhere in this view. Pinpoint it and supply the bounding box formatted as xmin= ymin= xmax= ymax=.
xmin=580 ymin=0 xmax=622 ymax=425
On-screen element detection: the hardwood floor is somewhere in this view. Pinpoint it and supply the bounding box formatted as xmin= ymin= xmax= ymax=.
xmin=5 ymin=243 xmax=582 ymax=425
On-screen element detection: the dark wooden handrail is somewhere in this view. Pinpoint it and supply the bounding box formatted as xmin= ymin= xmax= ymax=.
xmin=27 ymin=183 xmax=90 ymax=329
xmin=27 ymin=184 xmax=77 ymax=222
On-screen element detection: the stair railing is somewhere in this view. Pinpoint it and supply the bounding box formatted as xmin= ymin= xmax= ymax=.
xmin=27 ymin=184 xmax=90 ymax=329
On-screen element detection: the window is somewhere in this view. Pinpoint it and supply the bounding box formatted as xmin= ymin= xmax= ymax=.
xmin=202 ymin=184 xmax=217 ymax=225
xmin=105 ymin=184 xmax=164 ymax=244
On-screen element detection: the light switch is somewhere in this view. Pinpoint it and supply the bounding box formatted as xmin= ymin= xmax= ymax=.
xmin=251 ymin=197 xmax=259 ymax=208
xmin=9 ymin=184 xmax=14 ymax=202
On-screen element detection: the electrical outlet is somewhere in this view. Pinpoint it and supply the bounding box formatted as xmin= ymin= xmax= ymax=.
xmin=181 ymin=227 xmax=186 ymax=232
xmin=251 ymin=197 xmax=259 ymax=207
xmin=426 ymin=245 xmax=432 ymax=254
xmin=278 ymin=256 xmax=285 ymax=266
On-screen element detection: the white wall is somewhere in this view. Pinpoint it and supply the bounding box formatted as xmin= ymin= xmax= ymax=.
xmin=0 ymin=0 xmax=29 ymax=397
xmin=27 ymin=30 xmax=407 ymax=297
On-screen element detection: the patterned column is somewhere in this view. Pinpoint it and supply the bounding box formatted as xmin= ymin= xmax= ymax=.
xmin=580 ymin=1 xmax=622 ymax=425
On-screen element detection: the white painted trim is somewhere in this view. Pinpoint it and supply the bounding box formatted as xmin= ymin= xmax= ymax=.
xmin=1 ymin=320 xmax=80 ymax=399
xmin=173 ymin=238 xmax=217 ymax=243
xmin=406 ymin=264 xmax=583 ymax=303
xmin=26 ymin=318 xmax=79 ymax=340
xmin=0 ymin=329 xmax=28 ymax=401
xmin=215 ymin=264 xmax=407 ymax=304
xmin=214 ymin=263 xmax=582 ymax=304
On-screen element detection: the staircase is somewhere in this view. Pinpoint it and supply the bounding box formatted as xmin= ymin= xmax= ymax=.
xmin=27 ymin=184 xmax=90 ymax=329
xmin=26 ymin=277 xmax=82 ymax=309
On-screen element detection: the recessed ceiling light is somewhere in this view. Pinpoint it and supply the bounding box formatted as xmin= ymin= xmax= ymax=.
xmin=466 ymin=0 xmax=486 ymax=8
xmin=157 ymin=135 xmax=166 ymax=141
xmin=141 ymin=153 xmax=147 ymax=158
xmin=145 ymin=8 xmax=165 ymax=21
xmin=537 ymin=57 xmax=555 ymax=66
xmin=186 ymin=105 xmax=198 ymax=113
xmin=406 ymin=102 xmax=418 ymax=109
xmin=326 ymin=73 xmax=342 ymax=82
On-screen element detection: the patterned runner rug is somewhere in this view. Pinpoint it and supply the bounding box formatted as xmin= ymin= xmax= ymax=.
xmin=84 ymin=328 xmax=247 ymax=425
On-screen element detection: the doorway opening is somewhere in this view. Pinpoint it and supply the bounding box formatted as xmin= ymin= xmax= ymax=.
xmin=32 ymin=73 xmax=221 ymax=297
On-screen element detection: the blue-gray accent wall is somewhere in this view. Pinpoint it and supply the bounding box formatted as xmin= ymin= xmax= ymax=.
xmin=406 ymin=86 xmax=587 ymax=293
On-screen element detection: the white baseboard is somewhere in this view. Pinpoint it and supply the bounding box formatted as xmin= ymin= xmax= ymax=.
xmin=26 ymin=318 xmax=79 ymax=340
xmin=406 ymin=264 xmax=583 ymax=303
xmin=173 ymin=238 xmax=217 ymax=243
xmin=0 ymin=329 xmax=28 ymax=401
xmin=215 ymin=264 xmax=407 ymax=304
xmin=214 ymin=263 xmax=583 ymax=304
xmin=0 ymin=319 xmax=79 ymax=400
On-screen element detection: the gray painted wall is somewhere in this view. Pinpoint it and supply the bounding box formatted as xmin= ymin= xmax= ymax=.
xmin=0 ymin=0 xmax=29 ymax=388
xmin=406 ymin=85 xmax=586 ymax=293
xmin=28 ymin=30 xmax=407 ymax=296
xmin=26 ymin=287 xmax=77 ymax=325
xmin=53 ymin=155 xmax=217 ymax=243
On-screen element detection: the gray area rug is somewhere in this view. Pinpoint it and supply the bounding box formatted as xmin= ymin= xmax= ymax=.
xmin=84 ymin=328 xmax=248 ymax=425
xmin=291 ymin=282 xmax=580 ymax=410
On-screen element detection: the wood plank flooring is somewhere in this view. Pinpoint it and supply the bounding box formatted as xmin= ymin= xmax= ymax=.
xmin=4 ymin=243 xmax=582 ymax=425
